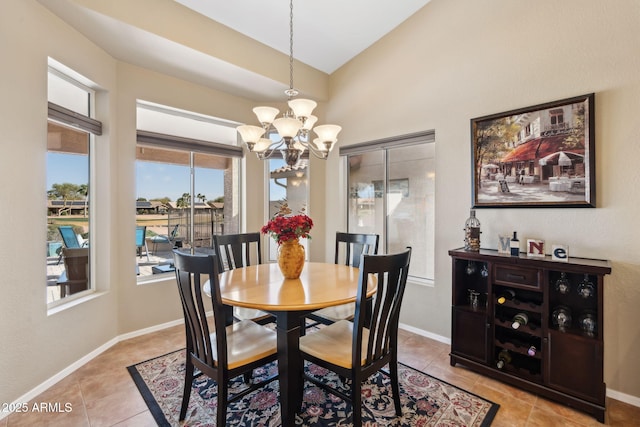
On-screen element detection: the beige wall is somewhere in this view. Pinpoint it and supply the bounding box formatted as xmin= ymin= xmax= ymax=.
xmin=326 ymin=0 xmax=640 ymax=400
xmin=1 ymin=0 xmax=638 ymax=409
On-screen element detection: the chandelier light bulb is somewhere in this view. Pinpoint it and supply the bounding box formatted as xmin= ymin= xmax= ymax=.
xmin=273 ymin=117 xmax=303 ymax=139
xmin=237 ymin=125 xmax=265 ymax=144
xmin=301 ymin=115 xmax=318 ymax=131
xmin=254 ymin=138 xmax=273 ymax=153
xmin=253 ymin=106 xmax=279 ymax=126
xmin=313 ymin=124 xmax=342 ymax=144
xmin=288 ymin=98 xmax=317 ymax=119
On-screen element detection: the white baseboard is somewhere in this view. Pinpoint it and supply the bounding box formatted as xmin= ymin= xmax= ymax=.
xmin=0 ymin=318 xmax=183 ymax=421
xmin=606 ymin=388 xmax=640 ymax=408
xmin=399 ymin=322 xmax=451 ymax=345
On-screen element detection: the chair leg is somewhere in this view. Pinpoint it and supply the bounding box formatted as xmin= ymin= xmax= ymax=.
xmin=243 ymin=371 xmax=252 ymax=384
xmin=180 ymin=358 xmax=195 ymax=421
xmin=352 ymin=379 xmax=362 ymax=427
xmin=217 ymin=377 xmax=228 ymax=426
xmin=389 ymin=360 xmax=402 ymax=416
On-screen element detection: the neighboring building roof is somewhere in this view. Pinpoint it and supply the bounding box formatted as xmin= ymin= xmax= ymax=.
xmin=48 ymin=200 xmax=87 ymax=208
xmin=270 ymin=160 xmax=308 ymax=179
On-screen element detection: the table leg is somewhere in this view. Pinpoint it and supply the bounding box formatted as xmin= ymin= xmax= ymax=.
xmin=276 ymin=311 xmax=303 ymax=427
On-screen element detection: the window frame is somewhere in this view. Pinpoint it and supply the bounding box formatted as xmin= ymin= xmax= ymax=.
xmin=135 ymin=102 xmax=243 ymax=282
xmin=340 ymin=130 xmax=435 ymax=285
xmin=46 ymin=65 xmax=100 ymax=309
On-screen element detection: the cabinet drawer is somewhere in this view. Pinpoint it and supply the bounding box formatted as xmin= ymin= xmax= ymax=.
xmin=495 ymin=265 xmax=540 ymax=289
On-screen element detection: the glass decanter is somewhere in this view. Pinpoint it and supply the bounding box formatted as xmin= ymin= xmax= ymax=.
xmin=577 ymin=274 xmax=595 ymax=298
xmin=579 ymin=310 xmax=597 ymax=337
xmin=466 ymin=260 xmax=477 ymax=275
xmin=551 ymin=305 xmax=572 ymax=331
xmin=554 ymin=272 xmax=570 ymax=295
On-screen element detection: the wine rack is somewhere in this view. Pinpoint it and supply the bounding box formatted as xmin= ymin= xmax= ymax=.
xmin=449 ymin=248 xmax=611 ymax=422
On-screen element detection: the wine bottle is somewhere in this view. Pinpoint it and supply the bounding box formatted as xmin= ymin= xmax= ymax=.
xmin=510 ymin=232 xmax=520 ymax=256
xmin=511 ymin=312 xmax=529 ymax=329
xmin=496 ymin=349 xmax=511 ymax=369
xmin=527 ymin=345 xmax=537 ymax=356
xmin=497 ymin=289 xmax=516 ymax=305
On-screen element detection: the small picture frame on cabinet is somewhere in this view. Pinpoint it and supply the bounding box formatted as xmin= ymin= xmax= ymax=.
xmin=527 ymin=239 xmax=546 ymax=258
xmin=552 ymin=244 xmax=569 ymax=262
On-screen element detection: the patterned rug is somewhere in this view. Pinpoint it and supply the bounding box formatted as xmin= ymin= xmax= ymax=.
xmin=128 ymin=349 xmax=498 ymax=426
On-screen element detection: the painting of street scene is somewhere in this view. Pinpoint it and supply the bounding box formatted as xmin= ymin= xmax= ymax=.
xmin=471 ymin=94 xmax=594 ymax=208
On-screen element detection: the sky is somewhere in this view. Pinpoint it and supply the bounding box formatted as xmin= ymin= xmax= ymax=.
xmin=48 ymin=153 xmax=286 ymax=202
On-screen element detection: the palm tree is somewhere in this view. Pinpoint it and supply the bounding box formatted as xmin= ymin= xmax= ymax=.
xmin=176 ymin=192 xmax=191 ymax=208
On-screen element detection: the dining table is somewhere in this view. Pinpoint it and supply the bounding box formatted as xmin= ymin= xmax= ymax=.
xmin=214 ymin=261 xmax=376 ymax=427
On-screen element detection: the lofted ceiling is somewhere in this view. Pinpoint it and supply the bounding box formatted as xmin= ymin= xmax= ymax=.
xmin=38 ymin=0 xmax=431 ymax=100
xmin=173 ymin=0 xmax=431 ymax=74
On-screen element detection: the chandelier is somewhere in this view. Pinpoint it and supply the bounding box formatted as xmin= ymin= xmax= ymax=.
xmin=236 ymin=0 xmax=341 ymax=167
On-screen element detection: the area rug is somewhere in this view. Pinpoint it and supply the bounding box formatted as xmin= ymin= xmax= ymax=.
xmin=128 ymin=349 xmax=498 ymax=426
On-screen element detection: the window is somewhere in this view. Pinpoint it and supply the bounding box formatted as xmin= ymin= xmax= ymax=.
xmin=135 ymin=102 xmax=242 ymax=279
xmin=341 ymin=131 xmax=435 ymax=283
xmin=46 ymin=64 xmax=101 ymax=305
xmin=267 ymin=158 xmax=309 ymax=261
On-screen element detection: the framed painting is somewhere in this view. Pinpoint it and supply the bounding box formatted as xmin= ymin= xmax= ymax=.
xmin=471 ymin=93 xmax=595 ymax=208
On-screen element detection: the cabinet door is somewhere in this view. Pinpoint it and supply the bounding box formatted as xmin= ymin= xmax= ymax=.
xmin=451 ymin=307 xmax=489 ymax=363
xmin=546 ymin=330 xmax=604 ymax=403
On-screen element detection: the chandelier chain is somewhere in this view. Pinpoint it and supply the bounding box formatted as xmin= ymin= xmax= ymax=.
xmin=289 ymin=0 xmax=294 ymax=93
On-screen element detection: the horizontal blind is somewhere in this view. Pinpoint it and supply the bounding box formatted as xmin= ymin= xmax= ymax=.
xmin=48 ymin=102 xmax=102 ymax=135
xmin=137 ymin=130 xmax=243 ymax=158
xmin=339 ymin=130 xmax=435 ymax=156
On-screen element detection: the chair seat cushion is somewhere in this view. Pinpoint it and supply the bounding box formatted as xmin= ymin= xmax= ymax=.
xmin=299 ymin=320 xmax=369 ymax=369
xmin=211 ymin=320 xmax=277 ymax=369
xmin=312 ymin=302 xmax=355 ymax=322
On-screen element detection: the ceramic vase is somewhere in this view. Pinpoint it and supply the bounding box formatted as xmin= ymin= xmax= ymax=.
xmin=278 ymin=238 xmax=305 ymax=279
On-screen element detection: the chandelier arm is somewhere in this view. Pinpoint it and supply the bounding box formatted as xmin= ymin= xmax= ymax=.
xmin=300 ymin=140 xmax=329 ymax=160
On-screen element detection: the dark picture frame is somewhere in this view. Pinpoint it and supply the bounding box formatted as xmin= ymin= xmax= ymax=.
xmin=471 ymin=93 xmax=595 ymax=208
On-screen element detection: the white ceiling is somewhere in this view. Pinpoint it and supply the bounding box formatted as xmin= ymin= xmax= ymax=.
xmin=174 ymin=0 xmax=432 ymax=74
xmin=38 ymin=0 xmax=431 ymax=100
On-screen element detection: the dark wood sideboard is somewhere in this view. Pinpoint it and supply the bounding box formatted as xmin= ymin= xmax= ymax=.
xmin=449 ymin=248 xmax=611 ymax=422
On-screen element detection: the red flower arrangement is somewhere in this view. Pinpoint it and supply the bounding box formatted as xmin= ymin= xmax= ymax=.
xmin=261 ymin=203 xmax=313 ymax=245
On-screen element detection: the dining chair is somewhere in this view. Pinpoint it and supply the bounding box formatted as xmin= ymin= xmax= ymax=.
xmin=212 ymin=232 xmax=274 ymax=325
xmin=308 ymin=232 xmax=379 ymax=325
xmin=56 ymin=225 xmax=88 ymax=264
xmin=149 ymin=223 xmax=182 ymax=253
xmin=135 ymin=225 xmax=150 ymax=261
xmin=172 ymin=250 xmax=278 ymax=425
xmin=299 ymin=247 xmax=412 ymax=427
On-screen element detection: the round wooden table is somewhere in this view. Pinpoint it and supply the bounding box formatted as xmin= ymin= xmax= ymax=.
xmin=217 ymin=262 xmax=376 ymax=427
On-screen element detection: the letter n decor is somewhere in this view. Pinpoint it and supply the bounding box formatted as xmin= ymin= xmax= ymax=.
xmin=527 ymin=239 xmax=545 ymax=258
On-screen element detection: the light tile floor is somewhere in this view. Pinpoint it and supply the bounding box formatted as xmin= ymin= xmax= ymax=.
xmin=3 ymin=325 xmax=639 ymax=426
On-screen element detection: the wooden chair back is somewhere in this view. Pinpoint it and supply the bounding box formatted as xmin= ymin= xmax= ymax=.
xmin=354 ymin=247 xmax=412 ymax=369
xmin=335 ymin=232 xmax=379 ymax=268
xmin=172 ymin=250 xmax=229 ymax=370
xmin=212 ymin=232 xmax=262 ymax=272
